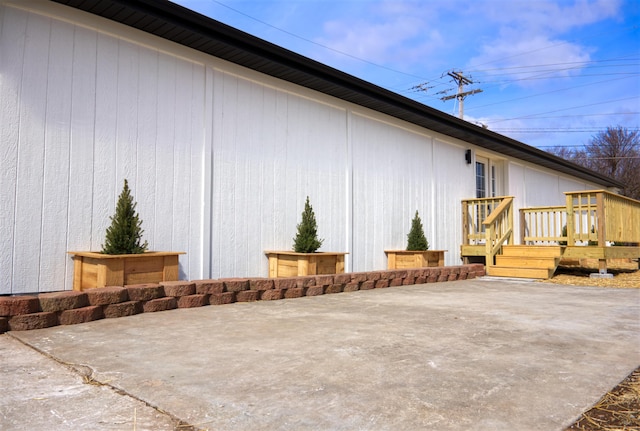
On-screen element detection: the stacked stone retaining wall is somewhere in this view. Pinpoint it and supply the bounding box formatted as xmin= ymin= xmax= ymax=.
xmin=0 ymin=264 xmax=484 ymax=333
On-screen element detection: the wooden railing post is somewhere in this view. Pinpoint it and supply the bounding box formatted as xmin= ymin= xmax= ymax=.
xmin=519 ymin=208 xmax=526 ymax=245
xmin=565 ymin=194 xmax=575 ymax=246
xmin=462 ymin=201 xmax=469 ymax=246
xmin=596 ymin=191 xmax=606 ymax=245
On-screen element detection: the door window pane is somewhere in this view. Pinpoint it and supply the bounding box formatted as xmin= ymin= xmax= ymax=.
xmin=476 ymin=161 xmax=486 ymax=198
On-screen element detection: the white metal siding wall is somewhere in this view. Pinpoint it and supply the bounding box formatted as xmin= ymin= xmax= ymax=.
xmin=351 ymin=113 xmax=435 ymax=271
xmin=209 ymin=69 xmax=348 ymax=278
xmin=433 ymin=140 xmax=475 ymax=265
xmin=0 ymin=3 xmax=206 ymax=293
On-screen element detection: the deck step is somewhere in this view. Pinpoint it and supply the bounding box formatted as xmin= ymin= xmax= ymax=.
xmin=489 ymin=245 xmax=564 ymax=279
xmin=501 ymin=245 xmax=562 ymax=258
xmin=487 ymin=266 xmax=553 ymax=279
xmin=494 ymin=256 xmax=560 ymax=269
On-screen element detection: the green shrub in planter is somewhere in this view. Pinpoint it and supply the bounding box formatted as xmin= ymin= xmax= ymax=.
xmin=102 ymin=179 xmax=149 ymax=255
xmin=293 ymin=196 xmax=324 ymax=253
xmin=406 ymin=210 xmax=429 ymax=251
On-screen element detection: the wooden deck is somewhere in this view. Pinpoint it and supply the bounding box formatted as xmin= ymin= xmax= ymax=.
xmin=461 ymin=190 xmax=640 ymax=279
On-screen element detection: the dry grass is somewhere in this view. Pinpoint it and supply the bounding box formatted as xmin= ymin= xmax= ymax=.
xmin=566 ymin=367 xmax=640 ymax=431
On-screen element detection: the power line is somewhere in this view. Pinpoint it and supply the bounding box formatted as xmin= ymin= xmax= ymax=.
xmin=489 ymin=96 xmax=639 ymax=124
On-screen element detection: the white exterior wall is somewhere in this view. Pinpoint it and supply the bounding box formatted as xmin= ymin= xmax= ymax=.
xmin=0 ymin=1 xmax=609 ymax=294
xmin=0 ymin=2 xmax=206 ymax=293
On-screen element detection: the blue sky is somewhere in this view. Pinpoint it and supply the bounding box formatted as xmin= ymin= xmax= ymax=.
xmin=171 ymin=0 xmax=639 ymax=150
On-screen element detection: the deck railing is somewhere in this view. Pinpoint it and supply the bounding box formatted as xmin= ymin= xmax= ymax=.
xmin=566 ymin=190 xmax=640 ymax=246
xmin=520 ymin=206 xmax=567 ymax=244
xmin=518 ymin=190 xmax=640 ymax=246
xmin=462 ymin=196 xmax=514 ymax=268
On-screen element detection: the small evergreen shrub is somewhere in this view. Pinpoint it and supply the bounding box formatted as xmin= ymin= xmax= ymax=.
xmin=293 ymin=196 xmax=323 ymax=253
xmin=101 ymin=179 xmax=149 ymax=255
xmin=406 ymin=210 xmax=429 ymax=251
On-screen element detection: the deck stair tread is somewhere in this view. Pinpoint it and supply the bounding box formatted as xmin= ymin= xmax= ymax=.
xmin=489 ymin=246 xmax=564 ymax=280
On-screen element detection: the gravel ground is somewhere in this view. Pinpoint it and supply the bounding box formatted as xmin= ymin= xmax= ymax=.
xmin=543 ymin=270 xmax=640 ymax=288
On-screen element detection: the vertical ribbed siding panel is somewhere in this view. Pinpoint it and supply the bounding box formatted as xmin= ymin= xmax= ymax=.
xmin=12 ymin=12 xmax=50 ymax=294
xmin=40 ymin=19 xmax=74 ymax=291
xmin=0 ymin=4 xmax=24 ymax=293
xmin=89 ymin=32 xmax=118 ymax=254
xmin=66 ymin=25 xmax=97 ymax=290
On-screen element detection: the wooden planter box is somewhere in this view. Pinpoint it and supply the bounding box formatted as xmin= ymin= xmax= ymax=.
xmin=265 ymin=251 xmax=347 ymax=278
xmin=68 ymin=251 xmax=185 ymax=291
xmin=384 ymin=250 xmax=446 ymax=269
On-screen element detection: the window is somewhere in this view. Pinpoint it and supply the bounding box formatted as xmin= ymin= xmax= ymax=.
xmin=476 ymin=156 xmax=500 ymax=198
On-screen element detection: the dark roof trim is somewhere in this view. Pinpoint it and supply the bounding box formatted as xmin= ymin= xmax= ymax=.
xmin=51 ymin=0 xmax=622 ymax=189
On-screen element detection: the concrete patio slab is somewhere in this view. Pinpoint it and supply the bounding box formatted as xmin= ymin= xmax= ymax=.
xmin=3 ymin=278 xmax=639 ymax=430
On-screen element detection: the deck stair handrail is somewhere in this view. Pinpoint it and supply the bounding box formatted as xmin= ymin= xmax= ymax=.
xmin=565 ymin=190 xmax=640 ymax=246
xmin=481 ymin=197 xmax=514 ymax=269
xmin=461 ymin=196 xmax=511 ymax=246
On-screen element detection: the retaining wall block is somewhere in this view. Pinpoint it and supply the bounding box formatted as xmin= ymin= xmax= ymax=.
xmin=103 ymin=301 xmax=143 ymax=319
xmin=360 ymin=280 xmax=375 ymax=290
xmin=86 ymin=286 xmax=128 ymax=306
xmin=350 ymin=273 xmax=368 ymax=283
xmin=314 ymin=275 xmax=334 ymax=287
xmin=143 ymin=297 xmax=177 ymax=313
xmin=274 ymin=278 xmax=298 ymax=290
xmin=59 ymin=306 xmax=104 ymax=325
xmin=194 ymin=280 xmax=224 ymax=295
xmin=177 ymin=294 xmax=209 ymax=308
xmin=305 ymin=286 xmax=324 ymax=296
xmin=467 ymin=271 xmax=476 ymax=280
xmin=296 ymin=277 xmax=316 ymax=289
xmin=402 ymin=276 xmax=416 ymax=285
xmin=222 ymin=279 xmax=250 ymax=292
xmin=366 ymin=272 xmax=382 ymax=282
xmin=161 ymin=281 xmax=196 ymax=297
xmin=415 ymin=276 xmax=427 ymax=284
xmin=209 ymin=292 xmax=236 ymax=305
xmin=125 ymin=284 xmax=164 ymax=302
xmin=343 ymin=283 xmax=360 ymax=292
xmin=250 ymin=279 xmax=274 ymax=291
xmin=393 ymin=270 xmax=408 ymax=279
xmin=325 ymin=284 xmax=344 ymax=294
xmin=0 ymin=296 xmax=40 ymax=317
xmin=284 ymin=287 xmax=306 ymax=298
xmin=333 ymin=273 xmax=351 ymax=284
xmin=8 ymin=312 xmax=58 ymax=331
xmin=39 ymin=291 xmax=89 ymax=312
xmin=375 ymin=279 xmax=390 ymax=289
xmin=390 ymin=278 xmax=404 ymax=287
xmin=261 ymin=289 xmax=284 ymax=301
xmin=0 ymin=317 xmax=7 ymax=334
xmin=236 ymin=291 xmax=260 ymax=302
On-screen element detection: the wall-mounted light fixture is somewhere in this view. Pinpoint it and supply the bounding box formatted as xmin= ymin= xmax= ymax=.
xmin=465 ymin=149 xmax=472 ymax=164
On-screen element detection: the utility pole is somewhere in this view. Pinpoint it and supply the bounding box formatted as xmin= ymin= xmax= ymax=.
xmin=440 ymin=71 xmax=482 ymax=120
